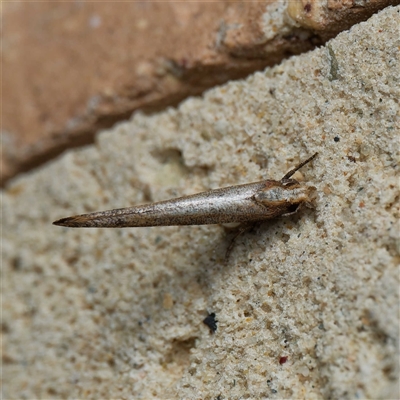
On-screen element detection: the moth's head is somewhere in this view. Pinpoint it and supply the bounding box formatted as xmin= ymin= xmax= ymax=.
xmin=254 ymin=179 xmax=315 ymax=214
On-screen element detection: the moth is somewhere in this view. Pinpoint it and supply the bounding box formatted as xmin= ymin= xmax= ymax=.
xmin=53 ymin=153 xmax=317 ymax=228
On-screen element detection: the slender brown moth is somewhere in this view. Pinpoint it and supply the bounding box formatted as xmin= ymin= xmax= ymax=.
xmin=53 ymin=153 xmax=317 ymax=228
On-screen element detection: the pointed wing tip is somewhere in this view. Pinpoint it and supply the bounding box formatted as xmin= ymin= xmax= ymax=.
xmin=53 ymin=216 xmax=84 ymax=227
xmin=53 ymin=217 xmax=72 ymax=227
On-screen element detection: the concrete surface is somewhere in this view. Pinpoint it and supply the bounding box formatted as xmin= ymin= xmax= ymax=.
xmin=2 ymin=6 xmax=399 ymax=399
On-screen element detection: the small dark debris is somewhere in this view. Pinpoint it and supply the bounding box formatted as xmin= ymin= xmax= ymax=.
xmin=87 ymin=285 xmax=97 ymax=293
xmin=334 ymin=136 xmax=340 ymax=142
xmin=1 ymin=321 xmax=10 ymax=333
xmin=203 ymin=312 xmax=218 ymax=333
xmin=11 ymin=256 xmax=23 ymax=271
xmin=279 ymin=356 xmax=288 ymax=364
xmin=347 ymin=155 xmax=356 ymax=163
xmin=304 ymin=3 xmax=312 ymax=12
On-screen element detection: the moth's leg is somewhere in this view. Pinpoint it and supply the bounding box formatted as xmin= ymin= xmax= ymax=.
xmin=281 ymin=203 xmax=302 ymax=217
xmin=281 ymin=194 xmax=316 ymax=217
xmin=225 ymin=222 xmax=258 ymax=259
xmin=304 ymin=200 xmax=315 ymax=209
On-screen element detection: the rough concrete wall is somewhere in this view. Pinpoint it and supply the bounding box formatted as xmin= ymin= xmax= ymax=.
xmin=2 ymin=6 xmax=399 ymax=399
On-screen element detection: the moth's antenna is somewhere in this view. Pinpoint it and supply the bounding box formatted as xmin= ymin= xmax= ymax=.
xmin=281 ymin=152 xmax=318 ymax=180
